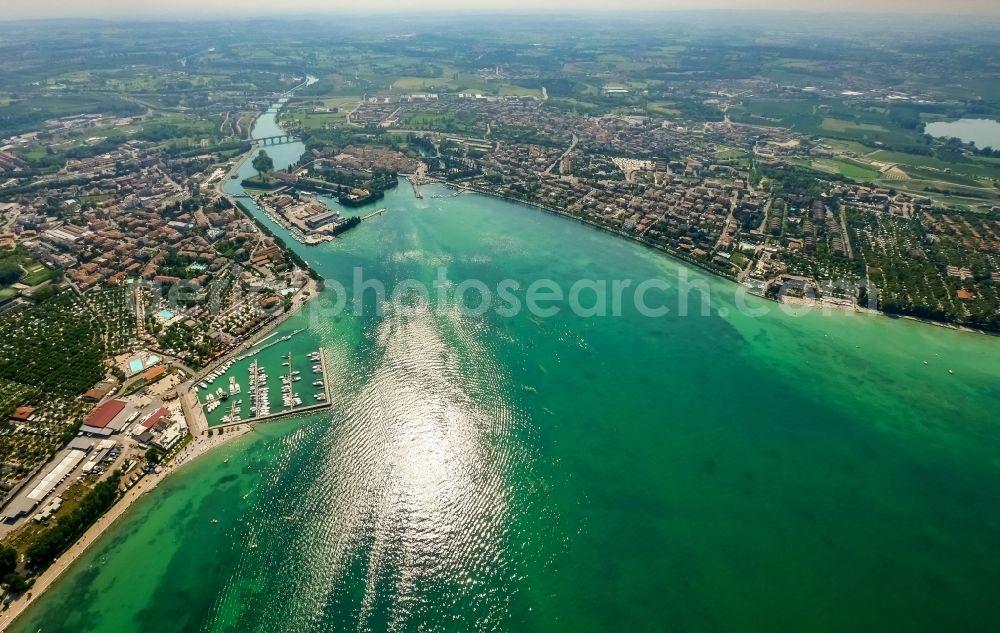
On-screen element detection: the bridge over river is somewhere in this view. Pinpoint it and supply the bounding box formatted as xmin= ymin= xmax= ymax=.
xmin=252 ymin=134 xmax=300 ymax=146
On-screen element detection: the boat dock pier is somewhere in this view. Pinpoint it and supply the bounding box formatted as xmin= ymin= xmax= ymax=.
xmin=362 ymin=208 xmax=386 ymax=221
xmin=408 ymin=177 xmax=423 ymax=199
xmin=282 ymin=351 xmax=297 ymax=411
xmin=252 ymin=331 xmax=280 ymax=347
xmin=233 ymin=328 xmax=305 ymax=362
xmin=212 ymin=349 xmax=332 ymax=430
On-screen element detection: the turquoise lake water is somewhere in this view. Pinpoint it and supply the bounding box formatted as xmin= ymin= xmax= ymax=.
xmin=10 ymin=107 xmax=1000 ymax=633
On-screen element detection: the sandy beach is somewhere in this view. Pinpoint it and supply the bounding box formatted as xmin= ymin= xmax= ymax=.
xmin=0 ymin=425 xmax=254 ymax=632
xmin=0 ymin=99 xmax=326 ymax=632
xmin=778 ymin=294 xmax=878 ymax=316
xmin=0 ymin=270 xmax=320 ymax=631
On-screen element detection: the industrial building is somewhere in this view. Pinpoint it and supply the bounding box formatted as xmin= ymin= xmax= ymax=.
xmin=1 ymin=444 xmax=91 ymax=523
xmin=79 ymin=399 xmax=130 ymax=436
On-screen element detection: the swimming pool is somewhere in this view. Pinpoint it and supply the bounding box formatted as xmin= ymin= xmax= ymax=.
xmin=128 ymin=358 xmax=143 ymax=374
xmin=158 ymin=310 xmax=175 ymax=319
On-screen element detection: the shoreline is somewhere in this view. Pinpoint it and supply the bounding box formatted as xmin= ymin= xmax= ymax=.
xmin=6 ymin=281 xmax=346 ymax=630
xmin=894 ymin=313 xmax=1000 ymax=337
xmin=0 ymin=110 xmax=321 ymax=630
xmin=0 ymin=425 xmax=254 ymax=632
xmin=1 ymin=271 xmax=320 ymax=630
xmin=437 ymin=178 xmax=741 ymax=286
xmin=2 ymin=107 xmax=995 ymax=630
xmin=435 ymin=179 xmax=999 ymax=339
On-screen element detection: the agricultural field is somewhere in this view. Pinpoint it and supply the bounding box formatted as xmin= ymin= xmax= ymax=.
xmin=137 ymin=112 xmax=223 ymax=146
xmin=715 ymin=148 xmax=749 ymax=160
xmin=730 ymin=97 xmax=940 ymax=149
xmin=391 ymin=68 xmax=540 ymax=98
xmin=821 ymin=117 xmax=889 ymax=134
xmin=0 ymin=94 xmax=143 ymax=139
xmin=13 ymin=146 xmax=50 ymax=162
xmin=867 ymin=149 xmax=999 ymax=181
xmin=281 ymin=97 xmax=362 ymax=131
xmin=811 ymin=158 xmax=882 ymax=182
xmin=814 ymin=137 xmax=876 ymax=156
xmin=731 ymin=99 xmax=820 ymax=128
xmin=401 ymin=110 xmax=484 ymax=135
xmin=647 ymin=101 xmax=682 ymax=117
xmin=290 ymin=112 xmax=345 ymax=131
xmin=322 ymin=97 xmax=363 ymax=112
xmin=392 ymin=75 xmax=454 ymax=92
xmin=103 ymin=71 xmax=219 ymax=93
xmin=545 ymin=97 xmax=608 ymax=117
xmin=13 ymin=122 xmax=142 ymax=164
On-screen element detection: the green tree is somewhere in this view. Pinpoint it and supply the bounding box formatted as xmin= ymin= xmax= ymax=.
xmin=145 ymin=446 xmax=165 ymax=464
xmin=252 ymin=150 xmax=274 ymax=182
xmin=0 ymin=544 xmax=17 ymax=576
xmin=0 ymin=261 xmax=22 ymax=286
xmin=25 ymin=472 xmax=121 ymax=569
xmin=3 ymin=572 xmax=30 ymax=593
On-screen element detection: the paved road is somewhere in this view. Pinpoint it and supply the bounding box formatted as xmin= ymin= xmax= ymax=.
xmin=546 ymin=133 xmax=578 ymax=175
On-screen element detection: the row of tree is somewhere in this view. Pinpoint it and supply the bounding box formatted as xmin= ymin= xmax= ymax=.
xmin=25 ymin=471 xmax=122 ymax=568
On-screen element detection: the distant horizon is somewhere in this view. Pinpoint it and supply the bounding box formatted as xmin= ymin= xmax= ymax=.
xmin=2 ymin=2 xmax=1000 ymax=22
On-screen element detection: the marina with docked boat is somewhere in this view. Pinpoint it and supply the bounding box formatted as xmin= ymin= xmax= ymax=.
xmin=194 ymin=327 xmax=331 ymax=427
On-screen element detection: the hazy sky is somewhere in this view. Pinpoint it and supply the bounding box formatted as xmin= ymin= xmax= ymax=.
xmin=2 ymin=0 xmax=998 ymax=20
